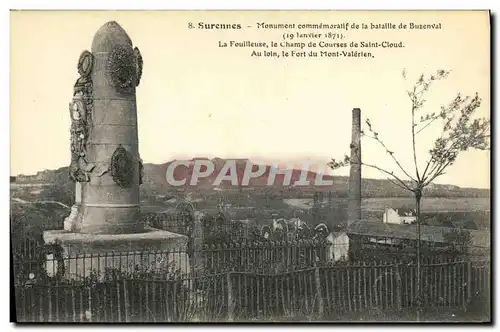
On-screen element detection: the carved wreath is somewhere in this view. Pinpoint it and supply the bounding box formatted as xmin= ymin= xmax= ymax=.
xmin=134 ymin=47 xmax=143 ymax=86
xmin=110 ymin=146 xmax=134 ymax=187
xmin=107 ymin=44 xmax=137 ymax=89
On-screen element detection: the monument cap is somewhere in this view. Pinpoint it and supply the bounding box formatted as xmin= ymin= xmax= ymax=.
xmin=92 ymin=21 xmax=133 ymax=53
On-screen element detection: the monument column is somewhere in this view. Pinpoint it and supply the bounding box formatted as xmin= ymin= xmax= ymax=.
xmin=45 ymin=21 xmax=189 ymax=279
xmin=65 ymin=21 xmax=145 ymax=234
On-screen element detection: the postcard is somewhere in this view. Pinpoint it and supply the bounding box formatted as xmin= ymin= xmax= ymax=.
xmin=10 ymin=10 xmax=491 ymax=323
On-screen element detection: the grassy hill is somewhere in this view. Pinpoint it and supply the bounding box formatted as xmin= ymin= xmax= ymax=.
xmin=10 ymin=158 xmax=490 ymax=234
xmin=12 ymin=158 xmax=490 ymax=202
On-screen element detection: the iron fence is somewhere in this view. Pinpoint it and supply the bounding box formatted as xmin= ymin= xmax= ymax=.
xmin=12 ymin=239 xmax=340 ymax=284
xmin=14 ymin=257 xmax=490 ymax=322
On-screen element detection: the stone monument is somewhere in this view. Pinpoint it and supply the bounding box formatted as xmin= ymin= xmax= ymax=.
xmin=44 ymin=21 xmax=187 ymax=278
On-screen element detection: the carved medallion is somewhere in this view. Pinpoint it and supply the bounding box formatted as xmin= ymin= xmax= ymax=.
xmin=134 ymin=47 xmax=143 ymax=86
xmin=107 ymin=44 xmax=137 ymax=90
xmin=77 ymin=50 xmax=94 ymax=77
xmin=110 ymin=146 xmax=134 ymax=187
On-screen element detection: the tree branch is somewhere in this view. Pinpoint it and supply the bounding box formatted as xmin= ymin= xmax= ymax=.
xmin=329 ymin=156 xmax=415 ymax=192
xmin=415 ymin=117 xmax=438 ymax=135
xmin=423 ymin=128 xmax=488 ymax=187
xmin=360 ymin=162 xmax=415 ymax=192
xmin=420 ymin=159 xmax=433 ymax=183
xmin=363 ymin=123 xmax=417 ymax=183
xmin=386 ymin=177 xmax=412 ymax=191
xmin=416 ymin=94 xmax=470 ymax=135
xmin=423 ymin=159 xmax=453 ymax=187
xmin=411 ymin=86 xmax=421 ymax=182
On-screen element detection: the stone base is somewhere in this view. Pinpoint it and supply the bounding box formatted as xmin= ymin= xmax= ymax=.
xmin=63 ymin=203 xmax=145 ymax=234
xmin=43 ymin=227 xmax=190 ymax=280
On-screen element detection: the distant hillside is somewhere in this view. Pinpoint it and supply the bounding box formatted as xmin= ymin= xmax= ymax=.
xmin=12 ymin=158 xmax=490 ymax=199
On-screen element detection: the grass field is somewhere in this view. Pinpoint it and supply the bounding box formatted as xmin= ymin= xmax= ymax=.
xmin=360 ymin=197 xmax=490 ymax=212
xmin=285 ymin=197 xmax=490 ymax=212
xmin=11 ymin=181 xmax=490 ymax=233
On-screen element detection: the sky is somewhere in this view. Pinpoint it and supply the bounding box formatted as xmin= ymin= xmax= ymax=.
xmin=10 ymin=10 xmax=490 ymax=189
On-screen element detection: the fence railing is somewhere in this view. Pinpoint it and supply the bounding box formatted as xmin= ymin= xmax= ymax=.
xmin=13 ymin=240 xmax=339 ymax=284
xmin=143 ymin=212 xmax=191 ymax=236
xmin=14 ymin=258 xmax=490 ymax=322
xmin=201 ymin=240 xmax=334 ymax=273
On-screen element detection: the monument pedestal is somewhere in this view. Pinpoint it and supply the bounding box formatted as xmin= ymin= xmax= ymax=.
xmin=48 ymin=22 xmax=198 ymax=282
xmin=43 ymin=227 xmax=190 ymax=280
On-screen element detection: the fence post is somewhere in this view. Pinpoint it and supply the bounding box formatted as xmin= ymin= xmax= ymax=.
xmin=116 ymin=279 xmax=122 ymax=322
xmin=123 ymin=279 xmax=131 ymax=323
xmin=395 ymin=261 xmax=402 ymax=312
xmin=314 ymin=264 xmax=324 ymax=318
xmin=47 ymin=285 xmax=52 ymax=322
xmin=466 ymin=260 xmax=472 ymax=306
xmin=227 ymin=272 xmax=234 ymax=321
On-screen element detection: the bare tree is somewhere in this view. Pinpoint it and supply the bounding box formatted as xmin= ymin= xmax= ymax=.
xmin=328 ymin=69 xmax=490 ymax=313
